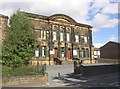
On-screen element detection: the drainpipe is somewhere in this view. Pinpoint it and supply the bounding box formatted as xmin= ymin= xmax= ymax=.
xmin=71 ymin=26 xmax=74 ymax=60
xmin=89 ymin=28 xmax=92 ymax=64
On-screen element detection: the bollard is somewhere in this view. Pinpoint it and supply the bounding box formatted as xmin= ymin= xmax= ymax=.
xmin=58 ymin=72 xmax=60 ymax=79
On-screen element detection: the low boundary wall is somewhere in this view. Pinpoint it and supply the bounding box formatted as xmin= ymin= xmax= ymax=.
xmin=81 ymin=64 xmax=120 ymax=77
xmin=2 ymin=73 xmax=48 ymax=86
xmin=74 ymin=63 xmax=120 ymax=77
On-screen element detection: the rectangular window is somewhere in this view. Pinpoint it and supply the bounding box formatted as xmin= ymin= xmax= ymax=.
xmin=94 ymin=51 xmax=97 ymax=55
xmin=53 ymin=31 xmax=57 ymax=41
xmin=98 ymin=51 xmax=100 ymax=55
xmin=35 ymin=48 xmax=39 ymax=58
xmin=60 ymin=32 xmax=64 ymax=41
xmin=73 ymin=50 xmax=77 ymax=56
xmin=67 ymin=33 xmax=70 ymax=42
xmin=75 ymin=35 xmax=79 ymax=42
xmin=50 ymin=49 xmax=54 ymax=55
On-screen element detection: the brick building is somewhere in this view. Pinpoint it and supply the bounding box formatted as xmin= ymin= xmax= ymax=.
xmin=25 ymin=12 xmax=94 ymax=65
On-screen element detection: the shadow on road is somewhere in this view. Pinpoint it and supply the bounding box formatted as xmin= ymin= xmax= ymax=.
xmin=52 ymin=73 xmax=120 ymax=88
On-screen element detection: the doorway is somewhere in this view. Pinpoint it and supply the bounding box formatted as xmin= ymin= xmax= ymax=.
xmin=68 ymin=48 xmax=71 ymax=60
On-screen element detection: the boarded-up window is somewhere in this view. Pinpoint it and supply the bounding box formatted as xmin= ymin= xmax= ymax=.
xmin=53 ymin=31 xmax=57 ymax=41
xmin=84 ymin=36 xmax=87 ymax=43
xmin=75 ymin=35 xmax=79 ymax=43
xmin=60 ymin=32 xmax=64 ymax=41
xmin=67 ymin=33 xmax=70 ymax=42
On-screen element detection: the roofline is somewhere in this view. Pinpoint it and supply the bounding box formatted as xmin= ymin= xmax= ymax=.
xmin=24 ymin=12 xmax=48 ymax=20
xmin=24 ymin=11 xmax=93 ymax=28
xmin=0 ymin=14 xmax=9 ymax=19
xmin=100 ymin=41 xmax=120 ymax=49
xmin=49 ymin=14 xmax=76 ymax=23
xmin=76 ymin=23 xmax=93 ymax=28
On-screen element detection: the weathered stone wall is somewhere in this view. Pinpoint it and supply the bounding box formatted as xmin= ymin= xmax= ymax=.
xmin=2 ymin=73 xmax=48 ymax=86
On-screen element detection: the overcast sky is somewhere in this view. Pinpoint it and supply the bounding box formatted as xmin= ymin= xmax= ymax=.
xmin=0 ymin=0 xmax=119 ymax=48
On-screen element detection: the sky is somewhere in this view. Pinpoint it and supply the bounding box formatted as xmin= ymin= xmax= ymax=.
xmin=0 ymin=0 xmax=119 ymax=48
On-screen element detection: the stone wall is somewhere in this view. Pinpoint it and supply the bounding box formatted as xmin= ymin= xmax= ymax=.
xmin=2 ymin=73 xmax=48 ymax=86
xmin=74 ymin=63 xmax=120 ymax=77
xmin=97 ymin=58 xmax=120 ymax=64
xmin=31 ymin=60 xmax=54 ymax=66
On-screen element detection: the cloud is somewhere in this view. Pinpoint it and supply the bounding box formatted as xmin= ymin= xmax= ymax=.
xmin=93 ymin=43 xmax=105 ymax=48
xmin=0 ymin=0 xmax=90 ymax=24
xmin=89 ymin=13 xmax=118 ymax=31
xmin=108 ymin=35 xmax=118 ymax=42
xmin=0 ymin=0 xmax=118 ymax=31
xmin=88 ymin=0 xmax=118 ymax=31
xmin=102 ymin=3 xmax=118 ymax=14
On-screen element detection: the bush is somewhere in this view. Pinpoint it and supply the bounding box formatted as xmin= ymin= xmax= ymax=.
xmin=2 ymin=66 xmax=44 ymax=77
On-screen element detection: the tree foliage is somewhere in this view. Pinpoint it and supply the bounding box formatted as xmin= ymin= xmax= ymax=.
xmin=2 ymin=10 xmax=35 ymax=67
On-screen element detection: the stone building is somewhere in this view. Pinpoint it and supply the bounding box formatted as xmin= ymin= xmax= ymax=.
xmin=25 ymin=12 xmax=94 ymax=65
xmin=0 ymin=14 xmax=8 ymax=55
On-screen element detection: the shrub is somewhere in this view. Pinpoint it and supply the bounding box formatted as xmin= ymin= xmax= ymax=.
xmin=2 ymin=66 xmax=44 ymax=77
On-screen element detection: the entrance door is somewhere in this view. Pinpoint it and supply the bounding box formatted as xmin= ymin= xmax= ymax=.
xmin=54 ymin=48 xmax=57 ymax=58
xmin=68 ymin=49 xmax=71 ymax=60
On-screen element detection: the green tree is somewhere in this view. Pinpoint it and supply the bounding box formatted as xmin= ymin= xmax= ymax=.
xmin=2 ymin=10 xmax=35 ymax=67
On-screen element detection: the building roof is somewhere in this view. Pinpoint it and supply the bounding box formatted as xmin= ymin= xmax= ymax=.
xmin=0 ymin=14 xmax=9 ymax=19
xmin=25 ymin=12 xmax=92 ymax=28
xmin=100 ymin=41 xmax=120 ymax=49
xmin=94 ymin=47 xmax=100 ymax=50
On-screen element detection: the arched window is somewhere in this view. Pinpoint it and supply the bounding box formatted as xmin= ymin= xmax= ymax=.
xmin=60 ymin=26 xmax=64 ymax=42
xmin=40 ymin=27 xmax=47 ymax=40
xmin=77 ymin=48 xmax=80 ymax=58
xmin=66 ymin=27 xmax=71 ymax=42
xmin=82 ymin=48 xmax=85 ymax=58
xmin=53 ymin=26 xmax=58 ymax=41
xmin=61 ymin=47 xmax=64 ymax=57
xmin=86 ymin=48 xmax=89 ymax=58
